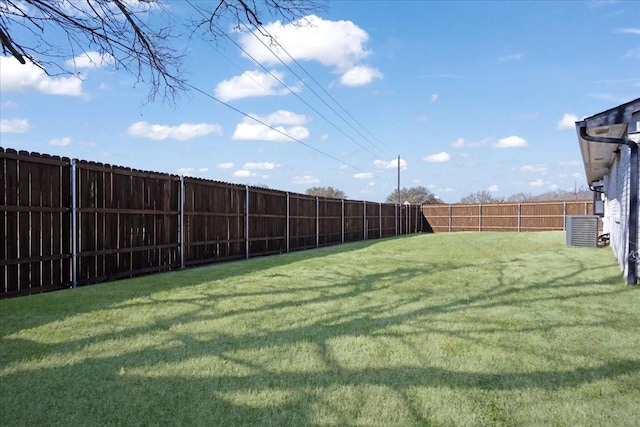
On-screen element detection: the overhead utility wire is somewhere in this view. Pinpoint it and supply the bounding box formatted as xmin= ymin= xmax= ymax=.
xmin=184 ymin=82 xmax=366 ymax=173
xmin=242 ymin=23 xmax=389 ymax=157
xmin=224 ymin=31 xmax=380 ymax=158
xmin=184 ymin=1 xmax=375 ymax=168
xmin=254 ymin=24 xmax=392 ymax=156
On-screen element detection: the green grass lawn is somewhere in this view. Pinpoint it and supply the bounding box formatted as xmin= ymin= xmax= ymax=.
xmin=1 ymin=232 xmax=639 ymax=426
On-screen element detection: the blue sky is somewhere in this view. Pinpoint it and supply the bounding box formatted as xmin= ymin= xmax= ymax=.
xmin=1 ymin=0 xmax=639 ymax=203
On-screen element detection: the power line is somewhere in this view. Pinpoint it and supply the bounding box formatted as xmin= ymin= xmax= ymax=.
xmin=250 ymin=23 xmax=392 ymax=157
xmin=183 ymin=1 xmax=382 ymax=173
xmin=184 ymin=82 xmax=367 ymax=173
xmin=225 ymin=31 xmax=380 ymax=158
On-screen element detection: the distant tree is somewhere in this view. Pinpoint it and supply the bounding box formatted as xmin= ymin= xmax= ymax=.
xmin=530 ymin=187 xmax=592 ymax=201
xmin=306 ymin=186 xmax=346 ymax=199
xmin=506 ymin=192 xmax=534 ymax=202
xmin=459 ymin=190 xmax=505 ymax=204
xmin=385 ymin=186 xmax=440 ymax=205
xmin=0 ymin=0 xmax=326 ymax=102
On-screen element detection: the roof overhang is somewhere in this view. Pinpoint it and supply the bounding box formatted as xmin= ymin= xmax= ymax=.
xmin=574 ymin=98 xmax=640 ymax=186
xmin=576 ymin=123 xmax=628 ymax=185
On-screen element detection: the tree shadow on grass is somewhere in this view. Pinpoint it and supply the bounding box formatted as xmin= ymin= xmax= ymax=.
xmin=0 ymin=237 xmax=405 ymax=337
xmin=2 ymin=250 xmax=639 ymax=425
xmin=2 ymin=352 xmax=638 ymax=425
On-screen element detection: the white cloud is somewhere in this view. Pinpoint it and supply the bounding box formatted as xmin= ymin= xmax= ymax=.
xmin=623 ymin=47 xmax=640 ymax=59
xmin=49 ymin=137 xmax=71 ymax=146
xmin=353 ymin=172 xmax=373 ymax=179
xmin=374 ymin=158 xmax=407 ymax=170
xmin=422 ymin=152 xmax=451 ymax=163
xmin=520 ymin=164 xmax=549 ymax=175
xmin=499 ymin=52 xmax=524 ymax=61
xmin=214 ymin=70 xmax=297 ymax=102
xmin=232 ymin=110 xmax=309 ymax=142
xmin=242 ymin=162 xmax=279 ymax=170
xmin=615 ymin=28 xmax=640 ymax=35
xmin=239 ymin=14 xmax=380 ymax=87
xmin=126 ymin=121 xmax=222 ymax=141
xmin=339 ymin=65 xmax=383 ymax=86
xmin=217 ymin=162 xmax=235 ymax=169
xmin=0 ymin=118 xmax=29 ymax=133
xmin=572 ymin=172 xmax=583 ymax=179
xmin=292 ymin=175 xmax=319 ymax=185
xmin=233 ymin=170 xmax=254 ymax=178
xmin=557 ymin=113 xmax=578 ymax=130
xmin=493 ymin=135 xmax=528 ymax=148
xmin=171 ymin=167 xmax=207 ymax=176
xmin=529 ymin=179 xmax=546 ymax=187
xmin=450 ymin=138 xmax=466 ymax=148
xmin=65 ymin=51 xmax=114 ymax=69
xmin=0 ymin=57 xmax=84 ymax=96
xmin=233 ymin=123 xmax=309 ymax=142
xmin=430 ymin=94 xmax=439 ymax=102
xmin=488 ymin=185 xmax=499 ymax=192
xmin=559 ymin=160 xmax=582 ymax=167
xmin=1 ymin=100 xmax=19 ymax=110
xmin=450 ymin=137 xmax=488 ymax=148
xmin=239 ymin=15 xmax=371 ymax=72
xmin=261 ymin=110 xmax=308 ymax=125
xmin=178 ymin=167 xmax=194 ymax=176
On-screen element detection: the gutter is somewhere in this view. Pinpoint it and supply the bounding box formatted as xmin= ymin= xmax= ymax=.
xmin=579 ymin=125 xmax=638 ymax=285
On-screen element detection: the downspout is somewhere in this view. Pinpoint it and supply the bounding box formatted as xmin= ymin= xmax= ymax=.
xmin=579 ymin=125 xmax=638 ymax=285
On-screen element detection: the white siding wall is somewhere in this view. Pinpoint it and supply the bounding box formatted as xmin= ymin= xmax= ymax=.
xmin=602 ymin=134 xmax=640 ymax=282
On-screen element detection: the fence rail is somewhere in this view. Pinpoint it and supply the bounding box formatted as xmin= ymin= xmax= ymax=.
xmin=422 ymin=201 xmax=594 ymax=233
xmin=1 ymin=148 xmax=422 ymax=298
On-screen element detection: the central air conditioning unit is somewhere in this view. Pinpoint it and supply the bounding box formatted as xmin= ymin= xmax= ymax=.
xmin=566 ymin=215 xmax=599 ymax=247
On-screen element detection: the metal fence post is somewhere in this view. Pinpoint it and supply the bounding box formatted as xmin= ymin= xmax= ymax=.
xmin=180 ymin=175 xmax=185 ymax=269
xmin=316 ymin=196 xmax=320 ymax=248
xmin=406 ymin=204 xmax=410 ymax=234
xmin=341 ymin=199 xmax=345 ymax=244
xmin=517 ymin=203 xmax=521 ymax=232
xmin=245 ymin=185 xmax=250 ymax=259
xmin=395 ymin=204 xmax=398 ymax=236
xmin=286 ymin=192 xmax=290 ymax=253
xmin=379 ymin=203 xmax=382 ymax=239
xmin=363 ymin=201 xmax=367 ymax=240
xmin=71 ymin=158 xmax=77 ymax=289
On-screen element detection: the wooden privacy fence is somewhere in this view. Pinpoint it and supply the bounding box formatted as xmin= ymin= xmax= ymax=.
xmin=422 ymin=201 xmax=594 ymax=233
xmin=1 ymin=148 xmax=422 ymax=298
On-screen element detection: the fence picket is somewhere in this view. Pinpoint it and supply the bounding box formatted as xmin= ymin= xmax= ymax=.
xmin=422 ymin=201 xmax=594 ymax=233
xmin=9 ymin=148 xmax=594 ymax=299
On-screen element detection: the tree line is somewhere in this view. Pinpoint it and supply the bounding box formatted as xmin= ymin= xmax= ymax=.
xmin=305 ymin=186 xmax=593 ymax=204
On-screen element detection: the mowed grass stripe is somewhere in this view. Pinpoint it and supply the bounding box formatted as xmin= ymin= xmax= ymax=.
xmin=1 ymin=232 xmax=639 ymax=426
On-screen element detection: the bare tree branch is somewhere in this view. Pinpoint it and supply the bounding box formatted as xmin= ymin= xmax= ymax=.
xmin=0 ymin=0 xmax=326 ymax=103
